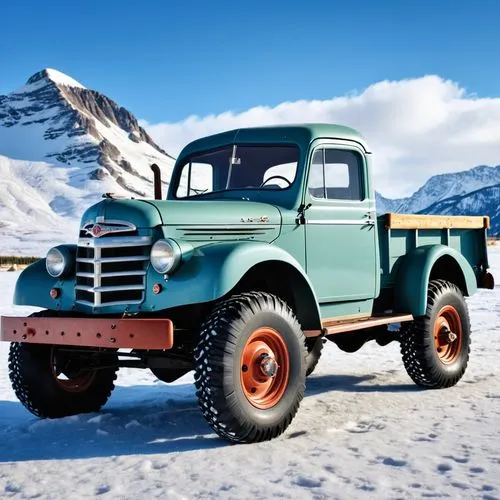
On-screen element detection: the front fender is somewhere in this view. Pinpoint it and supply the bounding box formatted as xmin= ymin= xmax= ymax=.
xmin=14 ymin=242 xmax=321 ymax=321
xmin=14 ymin=258 xmax=76 ymax=310
xmin=394 ymin=244 xmax=477 ymax=316
xmin=147 ymin=241 xmax=320 ymax=314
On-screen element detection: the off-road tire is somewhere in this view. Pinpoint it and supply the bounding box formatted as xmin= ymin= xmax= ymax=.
xmin=400 ymin=279 xmax=471 ymax=389
xmin=194 ymin=292 xmax=307 ymax=443
xmin=305 ymin=336 xmax=324 ymax=376
xmin=8 ymin=342 xmax=118 ymax=418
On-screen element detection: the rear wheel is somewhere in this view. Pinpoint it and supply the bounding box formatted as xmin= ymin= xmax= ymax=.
xmin=305 ymin=336 xmax=324 ymax=376
xmin=194 ymin=292 xmax=307 ymax=443
xmin=8 ymin=343 xmax=118 ymax=418
xmin=400 ymin=279 xmax=471 ymax=388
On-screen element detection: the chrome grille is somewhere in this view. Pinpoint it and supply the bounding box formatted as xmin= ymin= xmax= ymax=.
xmin=75 ymin=221 xmax=151 ymax=307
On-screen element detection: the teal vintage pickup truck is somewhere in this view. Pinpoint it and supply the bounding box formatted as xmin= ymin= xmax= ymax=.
xmin=1 ymin=124 xmax=495 ymax=443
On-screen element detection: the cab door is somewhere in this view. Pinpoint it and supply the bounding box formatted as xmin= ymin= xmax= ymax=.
xmin=304 ymin=145 xmax=377 ymax=303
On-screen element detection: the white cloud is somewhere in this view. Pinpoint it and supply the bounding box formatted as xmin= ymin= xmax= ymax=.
xmin=144 ymin=76 xmax=500 ymax=198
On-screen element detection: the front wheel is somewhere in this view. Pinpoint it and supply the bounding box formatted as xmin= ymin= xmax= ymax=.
xmin=194 ymin=292 xmax=307 ymax=443
xmin=400 ymin=279 xmax=471 ymax=388
xmin=8 ymin=343 xmax=118 ymax=418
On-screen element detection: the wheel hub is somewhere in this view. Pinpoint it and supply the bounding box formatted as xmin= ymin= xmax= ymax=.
xmin=438 ymin=327 xmax=457 ymax=345
xmin=433 ymin=305 xmax=463 ymax=364
xmin=240 ymin=327 xmax=290 ymax=409
xmin=259 ymin=354 xmax=278 ymax=377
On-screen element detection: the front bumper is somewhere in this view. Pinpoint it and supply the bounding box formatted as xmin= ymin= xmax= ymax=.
xmin=0 ymin=316 xmax=173 ymax=350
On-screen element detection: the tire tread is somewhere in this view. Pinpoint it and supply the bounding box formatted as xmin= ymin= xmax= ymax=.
xmin=194 ymin=291 xmax=306 ymax=443
xmin=400 ymin=279 xmax=471 ymax=389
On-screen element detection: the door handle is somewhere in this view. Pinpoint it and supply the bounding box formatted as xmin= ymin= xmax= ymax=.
xmin=364 ymin=212 xmax=375 ymax=225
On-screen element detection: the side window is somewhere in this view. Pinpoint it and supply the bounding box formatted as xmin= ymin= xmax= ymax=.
xmin=176 ymin=162 xmax=214 ymax=198
xmin=307 ymin=150 xmax=325 ymax=199
xmin=308 ymin=148 xmax=363 ymax=201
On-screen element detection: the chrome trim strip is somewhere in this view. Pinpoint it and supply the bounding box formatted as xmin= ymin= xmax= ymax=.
xmin=76 ymin=271 xmax=146 ymax=278
xmin=77 ymin=256 xmax=149 ymax=264
xmin=306 ymin=219 xmax=374 ymax=225
xmin=78 ymin=236 xmax=151 ymax=248
xmin=76 ymin=285 xmax=144 ymax=293
xmin=74 ymin=299 xmax=95 ymax=307
xmin=75 ymin=299 xmax=144 ymax=307
xmin=94 ymin=247 xmax=102 ymax=306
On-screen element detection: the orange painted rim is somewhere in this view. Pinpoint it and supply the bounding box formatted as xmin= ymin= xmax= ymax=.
xmin=433 ymin=305 xmax=463 ymax=364
xmin=50 ymin=348 xmax=96 ymax=393
xmin=240 ymin=327 xmax=290 ymax=409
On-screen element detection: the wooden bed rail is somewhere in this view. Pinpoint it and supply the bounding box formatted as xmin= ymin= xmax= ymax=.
xmin=386 ymin=213 xmax=490 ymax=230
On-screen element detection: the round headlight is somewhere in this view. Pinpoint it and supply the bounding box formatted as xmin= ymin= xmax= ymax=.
xmin=151 ymin=239 xmax=182 ymax=274
xmin=46 ymin=247 xmax=66 ymax=277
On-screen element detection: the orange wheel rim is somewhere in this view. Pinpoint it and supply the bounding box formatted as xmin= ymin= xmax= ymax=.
xmin=50 ymin=348 xmax=96 ymax=393
xmin=433 ymin=305 xmax=462 ymax=364
xmin=240 ymin=327 xmax=290 ymax=409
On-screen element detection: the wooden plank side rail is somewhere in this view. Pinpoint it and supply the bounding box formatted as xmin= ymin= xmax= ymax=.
xmin=386 ymin=213 xmax=490 ymax=230
xmin=304 ymin=313 xmax=414 ymax=338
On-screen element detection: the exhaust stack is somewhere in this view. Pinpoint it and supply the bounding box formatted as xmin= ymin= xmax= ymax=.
xmin=150 ymin=163 xmax=162 ymax=200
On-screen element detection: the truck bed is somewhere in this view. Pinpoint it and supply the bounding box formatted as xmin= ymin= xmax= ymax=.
xmin=378 ymin=213 xmax=490 ymax=289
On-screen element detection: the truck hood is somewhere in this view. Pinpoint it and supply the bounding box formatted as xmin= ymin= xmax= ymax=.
xmin=80 ymin=199 xmax=282 ymax=242
xmin=80 ymin=199 xmax=164 ymax=228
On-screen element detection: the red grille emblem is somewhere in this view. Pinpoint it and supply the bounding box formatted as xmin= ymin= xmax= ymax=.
xmin=92 ymin=225 xmax=102 ymax=237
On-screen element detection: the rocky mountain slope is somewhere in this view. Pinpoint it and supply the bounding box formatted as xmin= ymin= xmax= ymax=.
xmin=376 ymin=165 xmax=500 ymax=215
xmin=0 ymin=69 xmax=175 ymax=254
xmin=377 ymin=165 xmax=500 ymax=235
xmin=420 ymin=183 xmax=500 ymax=236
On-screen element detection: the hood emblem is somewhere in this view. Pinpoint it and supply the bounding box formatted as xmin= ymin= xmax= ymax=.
xmin=240 ymin=215 xmax=269 ymax=223
xmin=82 ymin=220 xmax=136 ymax=238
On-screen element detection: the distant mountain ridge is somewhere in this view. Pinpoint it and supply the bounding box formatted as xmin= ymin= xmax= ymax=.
xmin=376 ymin=165 xmax=500 ymax=236
xmin=420 ymin=183 xmax=500 ymax=236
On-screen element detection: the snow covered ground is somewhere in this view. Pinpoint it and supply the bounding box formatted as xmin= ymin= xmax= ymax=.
xmin=0 ymin=246 xmax=499 ymax=499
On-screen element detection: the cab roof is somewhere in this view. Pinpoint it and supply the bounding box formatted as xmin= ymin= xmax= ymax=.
xmin=177 ymin=123 xmax=371 ymax=160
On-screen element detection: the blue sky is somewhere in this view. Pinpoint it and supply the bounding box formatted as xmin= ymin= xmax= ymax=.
xmin=1 ymin=0 xmax=499 ymax=123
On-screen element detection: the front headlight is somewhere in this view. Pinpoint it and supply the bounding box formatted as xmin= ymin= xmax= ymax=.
xmin=150 ymin=239 xmax=182 ymax=274
xmin=46 ymin=247 xmax=66 ymax=277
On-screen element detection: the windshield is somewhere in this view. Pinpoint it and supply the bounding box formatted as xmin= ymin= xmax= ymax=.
xmin=174 ymin=145 xmax=299 ymax=199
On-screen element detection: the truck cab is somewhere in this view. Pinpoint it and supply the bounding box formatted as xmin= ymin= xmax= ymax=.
xmin=161 ymin=123 xmax=379 ymax=321
xmin=1 ymin=123 xmax=494 ymax=444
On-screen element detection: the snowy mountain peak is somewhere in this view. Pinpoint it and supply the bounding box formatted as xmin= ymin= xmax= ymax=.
xmin=25 ymin=68 xmax=86 ymax=90
xmin=0 ymin=69 xmax=176 ymax=255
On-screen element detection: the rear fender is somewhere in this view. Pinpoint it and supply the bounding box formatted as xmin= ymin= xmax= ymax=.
xmin=394 ymin=244 xmax=477 ymax=316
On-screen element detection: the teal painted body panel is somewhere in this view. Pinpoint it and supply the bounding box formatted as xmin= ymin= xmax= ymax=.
xmin=14 ymin=241 xmax=320 ymax=323
xmin=148 ymin=241 xmax=320 ymax=313
xmin=81 ymin=199 xmax=163 ymax=228
xmin=378 ymin=220 xmax=488 ymax=291
xmin=11 ymin=123 xmax=491 ymax=328
xmin=14 ymin=258 xmax=76 ymax=311
xmin=319 ymin=299 xmax=375 ymax=319
xmin=394 ymin=244 xmax=478 ymax=316
xmin=174 ymin=124 xmax=371 ymax=163
xmin=302 ymin=139 xmax=378 ymax=304
xmin=158 ymin=200 xmax=282 ymax=243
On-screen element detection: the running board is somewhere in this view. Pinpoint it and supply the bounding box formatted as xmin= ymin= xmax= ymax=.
xmin=304 ymin=313 xmax=414 ymax=338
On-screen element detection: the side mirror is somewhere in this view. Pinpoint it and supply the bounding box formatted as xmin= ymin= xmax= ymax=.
xmin=150 ymin=163 xmax=162 ymax=200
